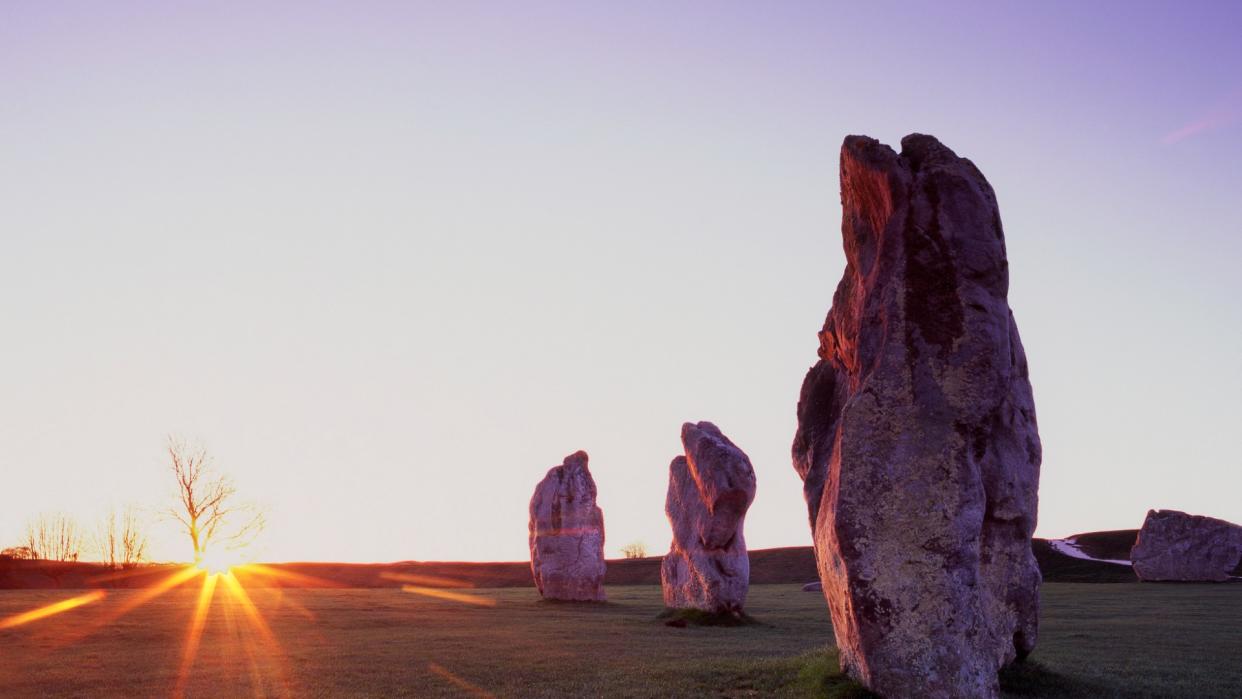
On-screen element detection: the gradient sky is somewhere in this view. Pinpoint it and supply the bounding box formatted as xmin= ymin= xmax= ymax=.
xmin=3 ymin=2 xmax=1240 ymax=563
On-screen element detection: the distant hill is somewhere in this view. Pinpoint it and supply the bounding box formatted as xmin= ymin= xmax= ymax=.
xmin=0 ymin=546 xmax=819 ymax=591
xmin=1031 ymin=539 xmax=1136 ymax=583
xmin=1055 ymin=527 xmax=1241 ymax=578
xmin=8 ymin=535 xmax=1232 ymax=590
xmin=1065 ymin=529 xmax=1140 ymax=561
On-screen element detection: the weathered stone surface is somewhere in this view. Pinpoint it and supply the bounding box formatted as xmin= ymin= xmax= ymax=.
xmin=528 ymin=451 xmax=606 ymax=601
xmin=662 ymin=422 xmax=757 ymax=614
xmin=1130 ymin=509 xmax=1242 ymax=582
xmin=792 ymin=134 xmax=1042 ymax=698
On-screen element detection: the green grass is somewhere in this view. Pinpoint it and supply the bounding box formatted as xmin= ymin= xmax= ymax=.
xmin=1019 ymin=583 xmax=1242 ymax=697
xmin=720 ymin=649 xmax=876 ymax=697
xmin=0 ymin=582 xmax=1238 ymax=697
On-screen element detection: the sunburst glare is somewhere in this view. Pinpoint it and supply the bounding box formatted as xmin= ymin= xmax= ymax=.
xmin=196 ymin=549 xmax=247 ymax=576
xmin=0 ymin=590 xmax=106 ymax=630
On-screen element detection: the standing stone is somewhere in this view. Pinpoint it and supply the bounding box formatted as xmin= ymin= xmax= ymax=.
xmin=528 ymin=451 xmax=606 ymax=601
xmin=792 ymin=134 xmax=1042 ymax=698
xmin=662 ymin=422 xmax=757 ymax=614
xmin=1130 ymin=509 xmax=1242 ymax=582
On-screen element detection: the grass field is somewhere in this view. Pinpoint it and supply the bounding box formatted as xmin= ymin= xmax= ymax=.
xmin=1 ymin=581 xmax=1239 ymax=697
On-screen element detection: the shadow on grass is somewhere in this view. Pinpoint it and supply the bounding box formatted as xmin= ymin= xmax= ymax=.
xmin=999 ymin=660 xmax=1107 ymax=698
xmin=657 ymin=607 xmax=761 ymax=628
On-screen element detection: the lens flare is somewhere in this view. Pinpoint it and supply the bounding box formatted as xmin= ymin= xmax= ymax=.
xmin=48 ymin=565 xmax=202 ymax=650
xmin=172 ymin=573 xmax=219 ymax=699
xmin=380 ymin=571 xmax=474 ymax=587
xmin=197 ymin=549 xmax=246 ymax=576
xmin=234 ymin=563 xmax=342 ymax=588
xmin=428 ymin=662 xmax=497 ymax=698
xmin=0 ymin=590 xmax=106 ymax=630
xmin=4 ymin=556 xmax=507 ymax=695
xmin=401 ymin=584 xmax=496 ymax=607
xmin=220 ymin=571 xmax=293 ymax=695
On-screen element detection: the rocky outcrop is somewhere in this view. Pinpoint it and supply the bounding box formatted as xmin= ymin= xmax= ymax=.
xmin=1130 ymin=509 xmax=1242 ymax=582
xmin=792 ymin=134 xmax=1042 ymax=698
xmin=528 ymin=451 xmax=606 ymax=601
xmin=662 ymin=422 xmax=757 ymax=614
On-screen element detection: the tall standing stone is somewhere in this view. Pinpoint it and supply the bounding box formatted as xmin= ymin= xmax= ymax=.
xmin=792 ymin=134 xmax=1042 ymax=698
xmin=662 ymin=422 xmax=757 ymax=614
xmin=1131 ymin=509 xmax=1242 ymax=582
xmin=528 ymin=451 xmax=606 ymax=601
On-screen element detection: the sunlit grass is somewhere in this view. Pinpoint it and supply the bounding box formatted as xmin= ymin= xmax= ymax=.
xmin=0 ymin=562 xmax=294 ymax=696
xmin=0 ymin=557 xmax=496 ymax=697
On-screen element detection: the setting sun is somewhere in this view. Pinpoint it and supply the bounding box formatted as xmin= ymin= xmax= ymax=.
xmin=196 ymin=549 xmax=246 ymax=576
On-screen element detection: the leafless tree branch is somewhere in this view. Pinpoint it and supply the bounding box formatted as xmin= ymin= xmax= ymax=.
xmin=25 ymin=513 xmax=83 ymax=562
xmin=165 ymin=436 xmax=264 ymax=562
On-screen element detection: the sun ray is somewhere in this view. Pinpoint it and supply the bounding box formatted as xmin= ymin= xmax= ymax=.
xmin=0 ymin=590 xmax=107 ymax=630
xmin=232 ymin=563 xmax=344 ymax=589
xmin=221 ymin=572 xmax=294 ymax=696
xmin=86 ymin=564 xmax=188 ymax=586
xmin=270 ymin=588 xmax=319 ymax=623
xmin=428 ymin=662 xmax=497 ymax=698
xmin=380 ymin=571 xmax=474 ymax=588
xmin=400 ymin=584 xmax=496 ymax=607
xmin=217 ymin=581 xmax=266 ymax=697
xmin=221 ymin=572 xmax=278 ymax=644
xmin=48 ymin=565 xmax=203 ymax=649
xmin=172 ymin=572 xmax=219 ymax=699
xmin=101 ymin=565 xmax=204 ymax=622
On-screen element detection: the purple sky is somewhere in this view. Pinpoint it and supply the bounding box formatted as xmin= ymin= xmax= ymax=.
xmin=2 ymin=2 xmax=1240 ymax=562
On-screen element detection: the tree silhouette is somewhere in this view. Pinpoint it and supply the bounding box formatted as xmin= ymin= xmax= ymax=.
xmin=24 ymin=513 xmax=83 ymax=562
xmin=166 ymin=437 xmax=263 ymax=564
xmin=96 ymin=507 xmax=148 ymax=569
xmin=620 ymin=541 xmax=648 ymax=559
xmin=119 ymin=507 xmax=149 ymax=568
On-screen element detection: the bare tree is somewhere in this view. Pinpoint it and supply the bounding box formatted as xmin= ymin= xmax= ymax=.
xmin=620 ymin=541 xmax=648 ymax=559
xmin=23 ymin=527 xmax=36 ymax=560
xmin=95 ymin=507 xmax=149 ymax=569
xmin=95 ymin=510 xmax=118 ymax=568
xmin=119 ymin=507 xmax=149 ymax=567
xmin=166 ymin=437 xmax=263 ymax=563
xmin=25 ymin=513 xmax=84 ymax=562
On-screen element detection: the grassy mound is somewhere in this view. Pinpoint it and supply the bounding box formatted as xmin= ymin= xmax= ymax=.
xmin=657 ymin=607 xmax=760 ymax=627
xmin=1066 ymin=529 xmax=1138 ymax=561
xmin=1031 ymin=539 xmax=1137 ymax=583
